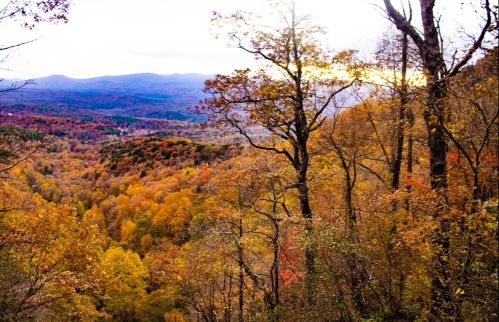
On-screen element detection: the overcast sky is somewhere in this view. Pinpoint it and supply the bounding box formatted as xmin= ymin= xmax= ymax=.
xmin=0 ymin=0 xmax=486 ymax=79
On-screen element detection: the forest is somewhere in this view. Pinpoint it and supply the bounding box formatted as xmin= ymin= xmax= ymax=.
xmin=0 ymin=0 xmax=497 ymax=321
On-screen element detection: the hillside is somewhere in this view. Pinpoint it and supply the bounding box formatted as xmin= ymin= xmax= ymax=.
xmin=0 ymin=73 xmax=213 ymax=122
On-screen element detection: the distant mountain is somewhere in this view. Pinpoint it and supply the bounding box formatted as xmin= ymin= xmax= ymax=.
xmin=23 ymin=73 xmax=211 ymax=90
xmin=0 ymin=73 xmax=214 ymax=122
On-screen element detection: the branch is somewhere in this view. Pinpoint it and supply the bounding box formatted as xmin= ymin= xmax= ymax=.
xmin=356 ymin=162 xmax=389 ymax=187
xmin=0 ymin=39 xmax=37 ymax=51
xmin=225 ymin=117 xmax=297 ymax=167
xmin=438 ymin=0 xmax=493 ymax=83
xmin=382 ymin=0 xmax=425 ymax=54
xmin=307 ymin=79 xmax=358 ymax=132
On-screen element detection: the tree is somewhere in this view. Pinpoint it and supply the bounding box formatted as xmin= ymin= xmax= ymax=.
xmin=366 ymin=22 xmax=421 ymax=192
xmin=0 ymin=198 xmax=108 ymax=321
xmin=443 ymin=49 xmax=498 ymax=203
xmin=194 ymin=0 xmax=360 ymax=294
xmin=320 ymin=108 xmax=373 ymax=232
xmin=381 ymin=0 xmax=494 ymax=317
xmin=206 ymin=153 xmax=298 ymax=320
xmin=101 ymin=247 xmax=150 ymax=321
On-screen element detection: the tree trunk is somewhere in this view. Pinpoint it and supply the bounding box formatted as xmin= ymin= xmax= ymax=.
xmin=295 ymin=89 xmax=316 ymax=303
xmin=382 ymin=0 xmax=454 ymax=316
xmin=405 ymin=104 xmax=414 ymax=212
xmin=239 ymin=215 xmax=244 ymax=322
xmin=297 ymin=160 xmax=316 ymax=304
xmin=413 ymin=17 xmax=451 ymax=303
xmin=391 ymin=32 xmax=409 ymax=191
xmin=423 ymin=81 xmax=451 ymax=318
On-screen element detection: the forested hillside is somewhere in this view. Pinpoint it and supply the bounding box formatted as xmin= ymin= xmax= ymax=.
xmin=1 ymin=73 xmax=211 ymax=122
xmin=0 ymin=0 xmax=497 ymax=321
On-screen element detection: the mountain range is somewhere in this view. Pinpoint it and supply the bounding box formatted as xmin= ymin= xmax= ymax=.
xmin=0 ymin=73 xmax=213 ymax=122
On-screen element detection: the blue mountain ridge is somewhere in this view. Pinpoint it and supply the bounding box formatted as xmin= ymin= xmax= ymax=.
xmin=0 ymin=73 xmax=215 ymax=122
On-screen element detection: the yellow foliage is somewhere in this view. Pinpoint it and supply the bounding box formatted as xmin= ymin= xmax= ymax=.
xmin=102 ymin=247 xmax=149 ymax=293
xmin=121 ymin=219 xmax=136 ymax=243
xmin=140 ymin=234 xmax=153 ymax=252
xmin=164 ymin=309 xmax=187 ymax=322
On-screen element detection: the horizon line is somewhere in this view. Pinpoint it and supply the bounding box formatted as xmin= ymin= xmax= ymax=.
xmin=4 ymin=72 xmax=217 ymax=81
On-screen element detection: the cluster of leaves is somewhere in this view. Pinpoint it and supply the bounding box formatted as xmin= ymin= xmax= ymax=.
xmin=1 ymin=0 xmax=72 ymax=30
xmin=0 ymin=183 xmax=112 ymax=320
xmin=99 ymin=137 xmax=243 ymax=175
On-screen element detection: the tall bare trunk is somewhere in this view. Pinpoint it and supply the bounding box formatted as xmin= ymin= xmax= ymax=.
xmin=391 ymin=31 xmax=410 ymax=191
xmin=239 ymin=216 xmax=244 ymax=322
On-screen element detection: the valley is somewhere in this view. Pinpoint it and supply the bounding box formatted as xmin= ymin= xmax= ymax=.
xmin=1 ymin=73 xmax=212 ymax=122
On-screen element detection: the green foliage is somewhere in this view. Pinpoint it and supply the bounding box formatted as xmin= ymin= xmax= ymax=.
xmin=104 ymin=116 xmax=142 ymax=124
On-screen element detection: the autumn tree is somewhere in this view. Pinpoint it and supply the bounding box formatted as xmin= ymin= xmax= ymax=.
xmin=0 ymin=188 xmax=108 ymax=321
xmin=206 ymin=153 xmax=299 ymax=320
xmin=443 ymin=49 xmax=498 ymax=203
xmin=101 ymin=247 xmax=150 ymax=321
xmin=319 ymin=108 xmax=376 ymax=232
xmin=147 ymin=240 xmax=240 ymax=322
xmin=381 ymin=0 xmax=494 ymax=317
xmin=364 ymin=22 xmax=422 ymax=192
xmin=194 ymin=0 xmax=360 ymax=292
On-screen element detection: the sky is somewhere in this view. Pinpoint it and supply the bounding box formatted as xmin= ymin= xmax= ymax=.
xmin=0 ymin=0 xmax=487 ymax=79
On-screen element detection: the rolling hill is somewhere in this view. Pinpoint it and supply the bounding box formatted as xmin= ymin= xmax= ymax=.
xmin=0 ymin=73 xmax=213 ymax=122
